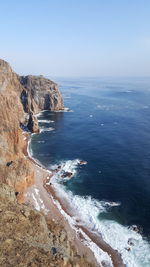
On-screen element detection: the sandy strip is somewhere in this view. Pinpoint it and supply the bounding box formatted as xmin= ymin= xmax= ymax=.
xmin=24 ymin=132 xmax=125 ymax=267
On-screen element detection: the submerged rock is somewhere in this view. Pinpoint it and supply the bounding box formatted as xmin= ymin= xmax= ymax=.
xmin=61 ymin=172 xmax=73 ymax=178
xmin=129 ymin=225 xmax=142 ymax=234
xmin=79 ymin=160 xmax=87 ymax=165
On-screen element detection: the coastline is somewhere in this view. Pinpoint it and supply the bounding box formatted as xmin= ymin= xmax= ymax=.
xmin=23 ymin=131 xmax=125 ymax=267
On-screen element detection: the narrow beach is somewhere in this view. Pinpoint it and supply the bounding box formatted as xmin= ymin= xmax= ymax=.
xmin=23 ymin=132 xmax=125 ymax=267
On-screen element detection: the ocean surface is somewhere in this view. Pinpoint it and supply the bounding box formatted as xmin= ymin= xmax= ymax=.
xmin=30 ymin=77 xmax=150 ymax=266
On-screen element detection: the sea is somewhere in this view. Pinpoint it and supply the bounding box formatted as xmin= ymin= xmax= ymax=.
xmin=29 ymin=77 xmax=150 ymax=266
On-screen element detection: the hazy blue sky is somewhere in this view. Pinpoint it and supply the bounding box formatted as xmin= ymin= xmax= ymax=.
xmin=0 ymin=0 xmax=150 ymax=77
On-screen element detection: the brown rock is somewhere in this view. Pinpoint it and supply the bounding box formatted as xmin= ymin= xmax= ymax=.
xmin=27 ymin=112 xmax=39 ymax=133
xmin=79 ymin=160 xmax=87 ymax=165
xmin=61 ymin=172 xmax=73 ymax=178
xmin=19 ymin=75 xmax=64 ymax=112
xmin=0 ymin=59 xmax=93 ymax=267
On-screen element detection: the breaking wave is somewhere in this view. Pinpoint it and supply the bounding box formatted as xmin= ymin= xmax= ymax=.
xmin=48 ymin=159 xmax=150 ymax=267
xmin=38 ymin=119 xmax=54 ymax=123
xmin=40 ymin=127 xmax=55 ymax=133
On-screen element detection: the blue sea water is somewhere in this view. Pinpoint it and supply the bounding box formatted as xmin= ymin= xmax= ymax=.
xmin=30 ymin=77 xmax=150 ymax=266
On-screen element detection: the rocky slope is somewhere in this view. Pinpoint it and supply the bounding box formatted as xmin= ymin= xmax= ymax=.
xmin=0 ymin=59 xmax=93 ymax=267
xmin=0 ymin=184 xmax=92 ymax=267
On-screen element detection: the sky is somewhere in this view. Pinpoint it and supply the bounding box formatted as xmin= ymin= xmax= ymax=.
xmin=0 ymin=0 xmax=150 ymax=77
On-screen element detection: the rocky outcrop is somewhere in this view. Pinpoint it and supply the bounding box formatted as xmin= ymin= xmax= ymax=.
xmin=0 ymin=60 xmax=31 ymax=195
xmin=0 ymin=59 xmax=63 ymax=189
xmin=0 ymin=60 xmax=92 ymax=267
xmin=19 ymin=75 xmax=64 ymax=113
xmin=0 ymin=59 xmax=93 ymax=267
xmin=27 ymin=112 xmax=40 ymax=133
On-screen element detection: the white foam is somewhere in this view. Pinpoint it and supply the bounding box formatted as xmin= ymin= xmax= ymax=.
xmin=51 ymin=196 xmax=113 ymax=266
xmin=35 ymin=110 xmax=46 ymax=118
xmin=38 ymin=120 xmax=54 ymax=123
xmin=27 ymin=138 xmax=33 ymax=157
xmin=40 ymin=127 xmax=55 ymax=133
xmin=49 ymin=159 xmax=150 ymax=267
xmin=50 ymin=159 xmax=81 ymax=181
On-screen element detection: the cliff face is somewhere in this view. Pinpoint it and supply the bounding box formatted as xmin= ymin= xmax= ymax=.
xmin=0 ymin=59 xmax=33 ymax=198
xmin=19 ymin=75 xmax=64 ymax=113
xmin=0 ymin=59 xmax=64 ymax=195
xmin=0 ymin=60 xmax=92 ymax=266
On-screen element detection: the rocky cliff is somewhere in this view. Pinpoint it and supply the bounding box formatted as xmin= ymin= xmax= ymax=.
xmin=0 ymin=59 xmax=92 ymax=267
xmin=0 ymin=59 xmax=64 ymax=192
xmin=19 ymin=75 xmax=64 ymax=113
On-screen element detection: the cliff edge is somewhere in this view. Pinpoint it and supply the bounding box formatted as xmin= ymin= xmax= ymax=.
xmin=0 ymin=59 xmax=92 ymax=267
xmin=0 ymin=59 xmax=63 ymax=194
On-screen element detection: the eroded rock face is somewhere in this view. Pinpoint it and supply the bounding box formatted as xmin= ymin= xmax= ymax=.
xmin=0 ymin=59 xmax=34 ymax=191
xmin=19 ymin=75 xmax=64 ymax=113
xmin=0 ymin=59 xmax=63 ymax=188
xmin=0 ymin=59 xmax=93 ymax=267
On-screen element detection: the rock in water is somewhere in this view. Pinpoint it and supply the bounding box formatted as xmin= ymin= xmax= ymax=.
xmin=61 ymin=172 xmax=73 ymax=178
xmin=27 ymin=112 xmax=39 ymax=133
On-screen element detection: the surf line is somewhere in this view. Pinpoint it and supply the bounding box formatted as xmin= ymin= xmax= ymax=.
xmin=43 ymin=173 xmax=125 ymax=267
xmin=24 ymin=112 xmax=125 ymax=267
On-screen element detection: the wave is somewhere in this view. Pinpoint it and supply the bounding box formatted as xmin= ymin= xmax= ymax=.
xmin=51 ymin=195 xmax=113 ymax=266
xmin=49 ymin=159 xmax=150 ymax=267
xmin=38 ymin=119 xmax=54 ymax=123
xmin=36 ymin=110 xmax=46 ymax=118
xmin=40 ymin=127 xmax=55 ymax=133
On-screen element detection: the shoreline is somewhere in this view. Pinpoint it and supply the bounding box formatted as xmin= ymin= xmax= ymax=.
xmin=23 ymin=131 xmax=125 ymax=267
